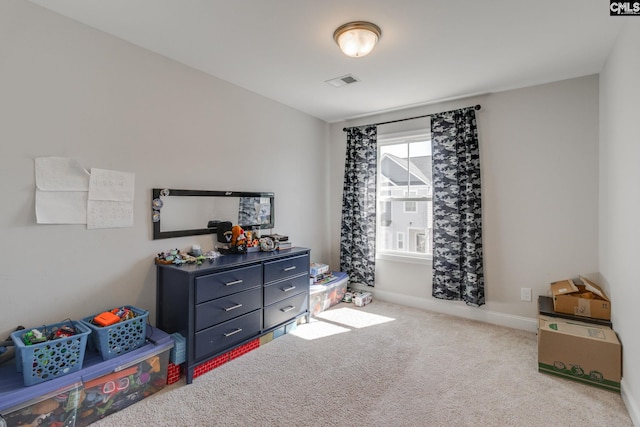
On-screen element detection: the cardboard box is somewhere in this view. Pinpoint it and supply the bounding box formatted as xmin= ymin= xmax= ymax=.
xmin=538 ymin=295 xmax=612 ymax=327
xmin=309 ymin=262 xmax=329 ymax=277
xmin=537 ymin=315 xmax=621 ymax=392
xmin=550 ymin=276 xmax=611 ymax=320
xmin=354 ymin=291 xmax=372 ymax=307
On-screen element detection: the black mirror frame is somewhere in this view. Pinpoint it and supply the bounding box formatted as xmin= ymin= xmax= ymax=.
xmin=152 ymin=189 xmax=274 ymax=240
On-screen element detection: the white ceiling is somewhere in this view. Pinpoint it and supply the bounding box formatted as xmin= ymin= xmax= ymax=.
xmin=28 ymin=0 xmax=622 ymax=123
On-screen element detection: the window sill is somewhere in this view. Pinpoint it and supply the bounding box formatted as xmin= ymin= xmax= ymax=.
xmin=376 ymin=252 xmax=432 ymax=265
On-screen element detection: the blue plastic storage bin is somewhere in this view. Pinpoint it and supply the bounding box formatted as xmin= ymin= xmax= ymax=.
xmin=0 ymin=327 xmax=174 ymax=422
xmin=170 ymin=332 xmax=186 ymax=364
xmin=11 ymin=320 xmax=91 ymax=386
xmin=81 ymin=306 xmax=149 ymax=361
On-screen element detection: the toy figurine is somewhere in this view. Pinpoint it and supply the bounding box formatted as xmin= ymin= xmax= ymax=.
xmin=231 ymin=225 xmax=247 ymax=246
xmin=227 ymin=225 xmax=247 ymax=254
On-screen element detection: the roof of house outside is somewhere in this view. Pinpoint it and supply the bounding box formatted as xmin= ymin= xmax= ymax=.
xmin=380 ymin=153 xmax=431 ymax=186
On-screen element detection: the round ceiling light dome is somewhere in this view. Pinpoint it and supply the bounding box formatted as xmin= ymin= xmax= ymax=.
xmin=333 ymin=21 xmax=382 ymax=58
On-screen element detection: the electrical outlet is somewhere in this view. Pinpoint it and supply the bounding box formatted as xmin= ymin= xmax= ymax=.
xmin=521 ymin=288 xmax=532 ymax=302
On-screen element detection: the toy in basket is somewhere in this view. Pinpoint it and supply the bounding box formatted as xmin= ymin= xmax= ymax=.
xmin=10 ymin=320 xmax=91 ymax=386
xmin=81 ymin=306 xmax=149 ymax=361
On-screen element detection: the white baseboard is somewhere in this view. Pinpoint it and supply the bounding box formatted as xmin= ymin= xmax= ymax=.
xmin=621 ymin=378 xmax=639 ymax=426
xmin=352 ymin=286 xmax=538 ymax=333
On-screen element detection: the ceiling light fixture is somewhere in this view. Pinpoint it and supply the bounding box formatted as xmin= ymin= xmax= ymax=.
xmin=333 ymin=21 xmax=381 ymax=58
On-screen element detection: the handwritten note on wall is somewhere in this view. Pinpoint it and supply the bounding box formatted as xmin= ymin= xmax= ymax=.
xmin=87 ymin=168 xmax=135 ymax=229
xmin=87 ymin=201 xmax=134 ymax=229
xmin=34 ymin=157 xmax=135 ymax=229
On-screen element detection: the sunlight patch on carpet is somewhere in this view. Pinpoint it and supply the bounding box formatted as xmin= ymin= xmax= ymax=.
xmin=289 ymin=318 xmax=350 ymax=340
xmin=315 ymin=307 xmax=395 ymax=329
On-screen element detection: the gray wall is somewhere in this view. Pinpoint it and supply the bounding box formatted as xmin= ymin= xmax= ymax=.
xmin=1 ymin=1 xmax=636 ymax=420
xmin=330 ymin=75 xmax=600 ymax=331
xmin=0 ymin=0 xmax=330 ymax=336
xmin=599 ymin=21 xmax=640 ymax=425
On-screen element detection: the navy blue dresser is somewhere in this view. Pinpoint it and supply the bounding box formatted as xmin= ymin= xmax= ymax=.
xmin=156 ymin=247 xmax=310 ymax=383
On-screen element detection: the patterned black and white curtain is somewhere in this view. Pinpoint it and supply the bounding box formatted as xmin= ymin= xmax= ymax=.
xmin=431 ymin=107 xmax=484 ymax=306
xmin=340 ymin=126 xmax=378 ymax=286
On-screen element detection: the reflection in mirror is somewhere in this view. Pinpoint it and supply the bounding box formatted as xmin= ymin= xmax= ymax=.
xmin=152 ymin=189 xmax=274 ymax=240
xmin=238 ymin=197 xmax=273 ymax=226
xmin=160 ymin=196 xmax=238 ymax=232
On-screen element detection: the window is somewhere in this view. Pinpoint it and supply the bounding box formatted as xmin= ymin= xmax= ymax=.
xmin=403 ymin=190 xmax=417 ymax=213
xmin=376 ymin=130 xmax=432 ymax=260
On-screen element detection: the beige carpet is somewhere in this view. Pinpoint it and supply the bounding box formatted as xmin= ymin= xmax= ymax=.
xmin=92 ymin=300 xmax=632 ymax=427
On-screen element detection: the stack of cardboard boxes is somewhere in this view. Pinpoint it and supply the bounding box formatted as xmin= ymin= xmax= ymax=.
xmin=342 ymin=288 xmax=373 ymax=307
xmin=537 ymin=276 xmax=621 ymax=392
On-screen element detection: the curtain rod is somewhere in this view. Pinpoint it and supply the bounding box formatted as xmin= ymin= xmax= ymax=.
xmin=342 ymin=104 xmax=481 ymax=132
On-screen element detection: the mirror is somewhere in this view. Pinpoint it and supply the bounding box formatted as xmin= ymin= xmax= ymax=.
xmin=152 ymin=189 xmax=274 ymax=240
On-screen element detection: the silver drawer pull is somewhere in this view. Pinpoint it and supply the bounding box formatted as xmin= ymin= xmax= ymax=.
xmin=224 ymin=328 xmax=243 ymax=337
xmin=280 ymin=305 xmax=295 ymax=313
xmin=225 ymin=279 xmax=243 ymax=286
xmin=282 ymin=285 xmax=296 ymax=292
xmin=283 ymin=266 xmax=296 ymax=272
xmin=224 ymin=303 xmax=243 ymax=312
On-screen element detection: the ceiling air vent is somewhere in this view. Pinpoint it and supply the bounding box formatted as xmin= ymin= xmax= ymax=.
xmin=325 ymin=74 xmax=360 ymax=88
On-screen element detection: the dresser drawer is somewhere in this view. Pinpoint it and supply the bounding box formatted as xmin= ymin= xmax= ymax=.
xmin=195 ymin=264 xmax=262 ymax=304
xmin=195 ymin=287 xmax=262 ymax=331
xmin=264 ymin=292 xmax=309 ymax=330
xmin=195 ymin=310 xmax=262 ymax=360
xmin=263 ymin=274 xmax=308 ymax=306
xmin=264 ymin=254 xmax=309 ymax=284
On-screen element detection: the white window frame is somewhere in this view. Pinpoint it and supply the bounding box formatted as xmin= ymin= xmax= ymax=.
xmin=376 ymin=130 xmax=433 ymax=264
xmin=396 ymin=232 xmax=405 ymax=249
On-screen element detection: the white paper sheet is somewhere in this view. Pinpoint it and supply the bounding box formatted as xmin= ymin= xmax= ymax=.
xmin=35 ymin=157 xmax=89 ymax=191
xmin=89 ymin=168 xmax=135 ymax=201
xmin=34 ymin=159 xmax=135 ymax=228
xmin=87 ymin=200 xmax=134 ymax=229
xmin=35 ymin=190 xmax=88 ymax=224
